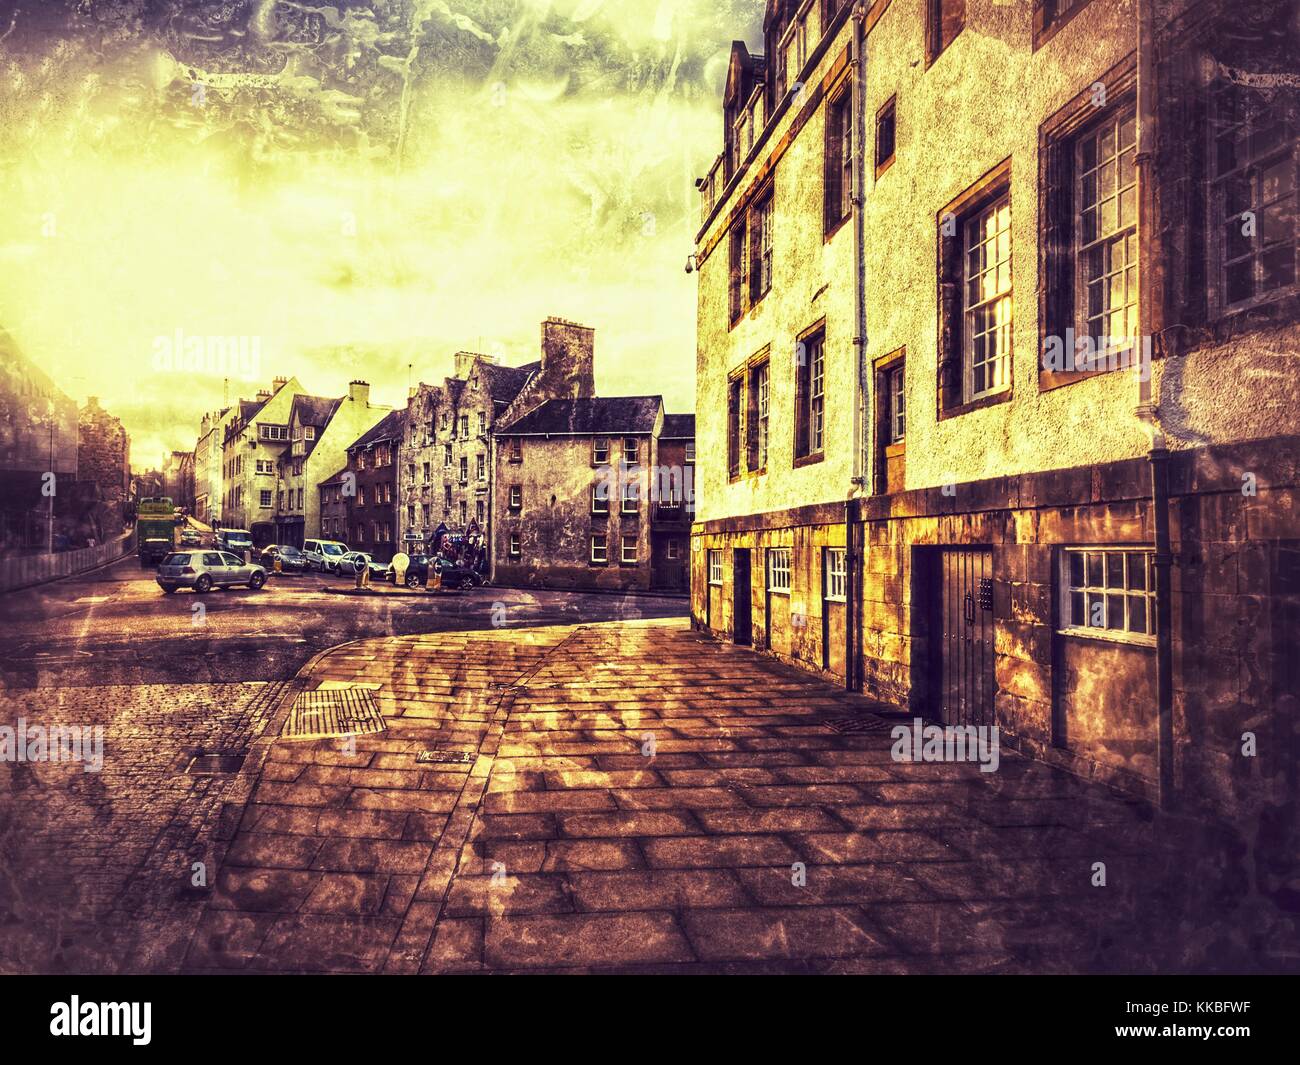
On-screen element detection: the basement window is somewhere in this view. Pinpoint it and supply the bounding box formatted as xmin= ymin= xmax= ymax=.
xmin=1060 ymin=548 xmax=1156 ymax=644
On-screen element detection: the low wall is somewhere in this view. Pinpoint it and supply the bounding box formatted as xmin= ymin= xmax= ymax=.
xmin=0 ymin=530 xmax=135 ymax=594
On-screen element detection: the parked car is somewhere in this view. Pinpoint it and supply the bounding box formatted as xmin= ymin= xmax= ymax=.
xmin=156 ymin=551 xmax=268 ymax=594
xmin=259 ymin=544 xmax=308 ymax=574
xmin=429 ymin=556 xmax=483 ymax=590
xmin=179 ymin=528 xmax=202 ymax=547
xmin=303 ymin=538 xmax=349 ymax=572
xmin=338 ymin=551 xmax=389 ymax=581
xmin=386 ymin=554 xmax=434 ymax=588
xmin=214 ymin=528 xmax=254 ymax=556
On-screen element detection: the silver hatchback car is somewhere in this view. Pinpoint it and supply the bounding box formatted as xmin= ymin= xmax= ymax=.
xmin=157 ymin=551 xmax=268 ymax=594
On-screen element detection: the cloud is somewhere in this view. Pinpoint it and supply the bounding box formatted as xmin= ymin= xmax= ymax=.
xmin=0 ymin=0 xmax=763 ymax=464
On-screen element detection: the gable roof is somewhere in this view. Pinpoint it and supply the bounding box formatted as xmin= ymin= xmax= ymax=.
xmin=292 ymin=394 xmax=341 ymax=428
xmin=481 ymin=360 xmax=539 ymax=405
xmin=347 ymin=408 xmax=406 ymax=452
xmin=318 ymin=466 xmax=350 ymax=488
xmin=661 ymin=414 xmax=695 ymax=440
xmin=502 ymin=397 xmax=662 ymax=437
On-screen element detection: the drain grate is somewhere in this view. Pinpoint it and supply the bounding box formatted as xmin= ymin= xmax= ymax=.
xmin=416 ymin=749 xmax=476 ymax=765
xmin=284 ymin=687 xmax=385 ymax=740
xmin=823 ymin=715 xmax=895 ymax=734
xmin=186 ymin=752 xmax=246 ymax=774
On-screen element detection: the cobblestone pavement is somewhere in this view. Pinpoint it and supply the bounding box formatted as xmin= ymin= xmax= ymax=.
xmin=0 ymin=679 xmax=289 ymax=973
xmin=182 ymin=619 xmax=1299 ymax=974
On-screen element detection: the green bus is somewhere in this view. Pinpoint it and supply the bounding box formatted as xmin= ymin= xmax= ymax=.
xmin=137 ymin=496 xmax=178 ymax=567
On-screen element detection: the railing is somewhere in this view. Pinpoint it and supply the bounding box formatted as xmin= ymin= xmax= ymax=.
xmin=0 ymin=528 xmax=135 ymax=594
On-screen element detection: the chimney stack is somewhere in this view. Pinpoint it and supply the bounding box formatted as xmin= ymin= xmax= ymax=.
xmin=348 ymin=380 xmax=370 ymax=405
xmin=539 ymin=317 xmax=595 ymax=397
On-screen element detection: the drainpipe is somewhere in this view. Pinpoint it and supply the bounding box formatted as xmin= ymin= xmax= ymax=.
xmin=845 ymin=2 xmax=870 ymax=692
xmin=1136 ymin=0 xmax=1176 ymax=810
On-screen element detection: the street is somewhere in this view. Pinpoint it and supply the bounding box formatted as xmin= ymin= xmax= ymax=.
xmin=0 ymin=558 xmax=688 ymax=972
xmin=0 ymin=555 xmax=687 ymax=690
xmin=2 ymin=560 xmax=1293 ymax=974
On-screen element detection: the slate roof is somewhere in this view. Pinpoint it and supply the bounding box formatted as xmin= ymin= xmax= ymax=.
xmin=347 ymin=408 xmax=407 ymax=452
xmin=503 ymin=397 xmax=662 ymax=437
xmin=661 ymin=414 xmax=695 ymax=440
xmin=482 ymin=361 xmax=539 ymax=405
xmin=292 ymin=394 xmax=341 ymax=428
xmin=318 ymin=467 xmax=350 ymax=488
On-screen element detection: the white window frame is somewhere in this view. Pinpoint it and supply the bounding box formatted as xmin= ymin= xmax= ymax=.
xmin=963 ymin=194 xmax=1013 ymax=402
xmin=888 ymin=364 xmax=906 ymax=443
xmin=591 ymin=534 xmax=608 ymax=564
xmin=593 ymin=438 xmax=610 ymax=465
xmin=623 ymin=437 xmax=640 ymax=466
xmin=810 ymin=337 xmax=825 ymax=453
xmin=509 ymin=535 xmax=521 ymax=558
xmin=259 ymin=490 xmax=272 ymax=509
xmin=1059 ymin=547 xmax=1156 ymax=646
xmin=1076 ymin=107 xmax=1139 ymax=352
xmin=757 ymin=361 xmax=770 ymax=468
xmin=767 ymin=547 xmax=792 ymax=595
xmin=592 ymin=485 xmax=609 ymax=515
xmin=708 ymin=548 xmax=724 ymax=586
xmin=621 ymin=480 xmax=639 ymax=514
xmin=621 ymin=535 xmax=638 ymax=564
xmin=509 ymin=485 xmax=522 ymax=511
xmin=824 ymin=547 xmax=847 ymax=602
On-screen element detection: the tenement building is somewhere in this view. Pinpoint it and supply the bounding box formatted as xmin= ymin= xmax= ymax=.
xmin=691 ymin=0 xmax=1298 ymax=817
xmin=344 ymin=408 xmax=407 ymax=563
xmin=398 ymin=317 xmax=597 ymax=556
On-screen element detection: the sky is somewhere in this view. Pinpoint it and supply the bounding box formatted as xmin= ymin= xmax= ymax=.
xmin=0 ymin=0 xmax=765 ymax=467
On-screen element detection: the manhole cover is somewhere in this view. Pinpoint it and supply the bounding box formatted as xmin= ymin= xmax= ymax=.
xmin=284 ymin=687 xmax=385 ymax=740
xmin=416 ymin=749 xmax=475 ymax=765
xmin=186 ymin=752 xmax=246 ymax=774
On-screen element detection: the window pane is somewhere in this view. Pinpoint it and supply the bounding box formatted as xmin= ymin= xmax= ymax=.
xmin=1106 ymin=594 xmax=1125 ymax=629
xmin=1070 ymin=591 xmax=1085 ymax=626
xmin=1127 ymin=553 xmax=1147 ymax=590
xmin=1086 ymin=552 xmax=1103 ymax=587
xmin=1128 ymin=595 xmax=1148 ymax=634
xmin=1069 ymin=552 xmax=1084 ymax=588
xmin=1106 ymin=552 xmax=1124 ymax=588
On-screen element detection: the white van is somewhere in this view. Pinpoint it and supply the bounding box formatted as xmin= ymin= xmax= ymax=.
xmin=303 ymin=538 xmax=349 ymax=573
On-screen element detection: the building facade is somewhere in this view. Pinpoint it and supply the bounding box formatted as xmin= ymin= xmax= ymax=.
xmin=317 ymin=468 xmax=350 ymax=542
xmin=221 ymin=377 xmax=302 ymax=540
xmin=652 ymin=414 xmax=697 ymax=592
xmin=193 ymin=407 xmax=233 ymax=527
xmin=78 ymin=397 xmax=131 ymax=539
xmin=345 ymin=408 xmax=406 ymax=563
xmin=0 ymin=329 xmax=82 ymax=551
xmin=692 ymin=0 xmax=1299 ymax=817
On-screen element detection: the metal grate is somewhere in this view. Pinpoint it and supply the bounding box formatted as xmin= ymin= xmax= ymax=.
xmin=416 ymin=749 xmax=476 ymax=765
xmin=186 ymin=752 xmax=246 ymax=774
xmin=283 ymin=687 xmax=385 ymax=740
xmin=822 ymin=715 xmax=894 ymax=734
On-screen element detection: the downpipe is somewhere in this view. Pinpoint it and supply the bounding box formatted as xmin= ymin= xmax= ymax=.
xmin=1136 ymin=0 xmax=1176 ymax=810
xmin=845 ymin=2 xmax=869 ymax=692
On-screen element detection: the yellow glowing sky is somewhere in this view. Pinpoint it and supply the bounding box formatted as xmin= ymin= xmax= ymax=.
xmin=0 ymin=0 xmax=763 ymax=465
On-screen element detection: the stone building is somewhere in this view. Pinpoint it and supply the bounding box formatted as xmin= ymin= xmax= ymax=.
xmin=0 ymin=329 xmax=81 ymax=550
xmin=194 ymin=407 xmax=233 ymax=527
xmin=397 ymin=318 xmax=596 ymax=555
xmin=343 ymin=408 xmax=407 ymax=563
xmin=77 ymin=397 xmax=130 ymax=539
xmin=490 ymin=320 xmax=696 ymax=592
xmin=651 ymin=414 xmax=697 ymax=592
xmin=317 ymin=468 xmax=350 ymax=543
xmin=221 ymin=377 xmax=302 ymax=540
xmin=691 ymin=0 xmax=1299 ymax=817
